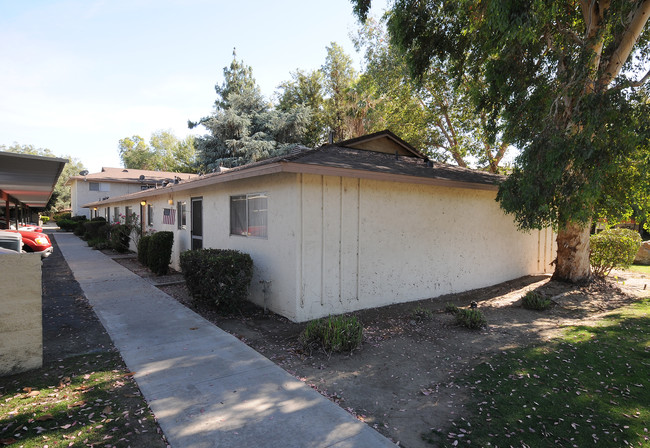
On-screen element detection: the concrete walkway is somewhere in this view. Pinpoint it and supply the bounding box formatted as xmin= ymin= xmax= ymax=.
xmin=54 ymin=233 xmax=395 ymax=448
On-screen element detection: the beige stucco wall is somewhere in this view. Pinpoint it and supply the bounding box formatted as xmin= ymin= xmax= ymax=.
xmin=295 ymin=174 xmax=556 ymax=322
xmin=71 ymin=179 xmax=146 ymax=218
xmin=0 ymin=253 xmax=42 ymax=375
xmin=97 ymin=172 xmax=555 ymax=322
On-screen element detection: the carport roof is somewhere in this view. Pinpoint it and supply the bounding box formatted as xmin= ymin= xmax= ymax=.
xmin=0 ymin=151 xmax=68 ymax=208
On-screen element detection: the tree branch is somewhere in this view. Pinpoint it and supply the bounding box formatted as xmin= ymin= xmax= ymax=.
xmin=599 ymin=0 xmax=650 ymax=89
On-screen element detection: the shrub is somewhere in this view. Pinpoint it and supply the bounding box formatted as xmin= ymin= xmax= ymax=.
xmin=455 ymin=308 xmax=486 ymax=329
xmin=180 ymin=249 xmax=253 ymax=311
xmin=110 ymin=224 xmax=131 ymax=253
xmin=445 ymin=302 xmax=459 ymax=314
xmin=590 ymin=228 xmax=642 ymax=277
xmin=147 ymin=231 xmax=174 ymax=276
xmin=73 ymin=222 xmax=86 ymax=237
xmin=57 ymin=219 xmax=77 ymax=232
xmin=522 ymin=291 xmax=552 ymax=311
xmin=41 ymin=216 xmax=50 ymax=223
xmin=52 ymin=212 xmax=71 ymax=222
xmin=83 ymin=219 xmax=108 ymax=241
xmin=137 ymin=235 xmax=152 ymax=266
xmin=299 ymin=315 xmax=363 ymax=354
xmin=412 ymin=306 xmax=434 ymax=321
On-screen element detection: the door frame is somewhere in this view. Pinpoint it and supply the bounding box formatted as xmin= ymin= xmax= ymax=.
xmin=191 ymin=197 xmax=203 ymax=250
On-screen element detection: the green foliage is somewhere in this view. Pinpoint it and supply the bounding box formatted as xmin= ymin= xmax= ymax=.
xmin=110 ymin=224 xmax=131 ymax=253
xmin=82 ymin=218 xmax=108 ymax=241
xmin=354 ymin=0 xmax=650 ymax=277
xmin=53 ymin=212 xmax=72 ymax=221
xmin=179 ymin=249 xmax=253 ymax=311
xmin=411 ymin=306 xmax=434 ymax=321
xmin=299 ymin=315 xmax=363 ymax=354
xmin=56 ymin=219 xmax=77 ymax=232
xmin=41 ymin=216 xmax=50 ymax=223
xmin=137 ymin=235 xmax=151 ymax=266
xmin=146 ymin=231 xmax=174 ymax=276
xmin=454 ymin=308 xmax=486 ymax=329
xmin=119 ymin=131 xmax=197 ymax=172
xmin=352 ymin=17 xmax=510 ymax=172
xmin=444 ymin=302 xmax=459 ymax=314
xmin=522 ymin=291 xmax=552 ymax=311
xmin=590 ymin=228 xmax=642 ymax=277
xmin=192 ymin=52 xmax=311 ymax=170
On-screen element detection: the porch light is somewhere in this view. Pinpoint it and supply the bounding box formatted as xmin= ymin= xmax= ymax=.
xmin=140 ymin=200 xmax=146 ymax=206
xmin=168 ymin=199 xmax=174 ymax=205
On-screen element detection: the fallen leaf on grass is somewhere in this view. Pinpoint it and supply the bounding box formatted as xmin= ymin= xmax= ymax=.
xmin=0 ymin=439 xmax=17 ymax=446
xmin=24 ymin=390 xmax=40 ymax=398
xmin=68 ymin=400 xmax=86 ymax=408
xmin=123 ymin=372 xmax=137 ymax=377
xmin=36 ymin=414 xmax=54 ymax=421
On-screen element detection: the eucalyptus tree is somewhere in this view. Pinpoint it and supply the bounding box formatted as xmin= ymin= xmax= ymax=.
xmin=353 ymin=0 xmax=650 ymax=282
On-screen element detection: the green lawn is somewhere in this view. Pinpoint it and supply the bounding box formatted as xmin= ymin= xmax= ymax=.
xmin=0 ymin=352 xmax=167 ymax=447
xmin=423 ymin=298 xmax=650 ymax=447
xmin=628 ymin=264 xmax=650 ymax=275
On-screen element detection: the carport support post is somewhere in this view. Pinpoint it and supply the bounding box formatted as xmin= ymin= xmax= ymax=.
xmin=4 ymin=200 xmax=7 ymax=228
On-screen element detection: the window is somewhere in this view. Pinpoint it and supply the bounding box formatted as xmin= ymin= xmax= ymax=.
xmin=113 ymin=207 xmax=119 ymax=223
xmin=89 ymin=182 xmax=109 ymax=192
xmin=125 ymin=206 xmax=132 ymax=224
xmin=147 ymin=204 xmax=154 ymax=226
xmin=177 ymin=201 xmax=187 ymax=229
xmin=230 ymin=193 xmax=268 ymax=238
xmin=105 ymin=207 xmax=110 ymax=222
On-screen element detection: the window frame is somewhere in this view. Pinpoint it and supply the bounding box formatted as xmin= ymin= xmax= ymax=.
xmin=177 ymin=201 xmax=187 ymax=230
xmin=229 ymin=192 xmax=268 ymax=239
xmin=147 ymin=204 xmax=154 ymax=226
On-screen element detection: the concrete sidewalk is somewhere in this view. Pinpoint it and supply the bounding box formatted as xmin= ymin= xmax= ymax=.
xmin=54 ymin=233 xmax=395 ymax=448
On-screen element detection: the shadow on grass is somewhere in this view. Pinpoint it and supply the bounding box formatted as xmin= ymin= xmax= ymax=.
xmin=0 ymin=352 xmax=166 ymax=447
xmin=423 ymin=299 xmax=650 ymax=447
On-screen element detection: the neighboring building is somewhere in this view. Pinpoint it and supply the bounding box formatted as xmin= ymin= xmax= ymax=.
xmin=84 ymin=131 xmax=556 ymax=322
xmin=67 ymin=167 xmax=198 ymax=219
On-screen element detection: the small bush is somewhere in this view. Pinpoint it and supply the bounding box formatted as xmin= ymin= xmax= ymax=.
xmin=412 ymin=306 xmax=434 ymax=321
xmin=71 ymin=215 xmax=87 ymax=222
xmin=180 ymin=249 xmax=253 ymax=311
xmin=110 ymin=224 xmax=131 ymax=253
xmin=522 ymin=291 xmax=552 ymax=311
xmin=73 ymin=222 xmax=86 ymax=237
xmin=299 ymin=315 xmax=363 ymax=354
xmin=137 ymin=235 xmax=152 ymax=266
xmin=83 ymin=219 xmax=108 ymax=241
xmin=445 ymin=303 xmax=459 ymax=314
xmin=57 ymin=218 xmax=77 ymax=232
xmin=52 ymin=212 xmax=71 ymax=222
xmin=455 ymin=308 xmax=486 ymax=329
xmin=147 ymin=231 xmax=174 ymax=276
xmin=590 ymin=228 xmax=642 ymax=277
xmin=87 ymin=238 xmax=111 ymax=250
xmin=41 ymin=216 xmax=50 ymax=223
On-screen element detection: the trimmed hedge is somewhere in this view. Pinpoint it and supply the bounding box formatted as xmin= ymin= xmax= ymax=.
xmin=180 ymin=249 xmax=253 ymax=311
xmin=57 ymin=219 xmax=77 ymax=232
xmin=590 ymin=228 xmax=642 ymax=277
xmin=137 ymin=235 xmax=152 ymax=266
xmin=110 ymin=224 xmax=131 ymax=253
xmin=83 ymin=218 xmax=107 ymax=241
xmin=147 ymin=231 xmax=174 ymax=276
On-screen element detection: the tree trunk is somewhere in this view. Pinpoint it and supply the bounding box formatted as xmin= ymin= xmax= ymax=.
xmin=552 ymin=221 xmax=592 ymax=283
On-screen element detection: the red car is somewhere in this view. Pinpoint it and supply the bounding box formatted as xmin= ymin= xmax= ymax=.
xmin=6 ymin=229 xmax=53 ymax=257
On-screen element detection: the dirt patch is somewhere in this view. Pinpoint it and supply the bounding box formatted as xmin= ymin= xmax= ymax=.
xmin=154 ymin=267 xmax=649 ymax=448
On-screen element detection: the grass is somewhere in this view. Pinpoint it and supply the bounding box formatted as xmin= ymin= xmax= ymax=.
xmin=0 ymin=352 xmax=167 ymax=447
xmin=423 ymin=298 xmax=650 ymax=447
xmin=299 ymin=315 xmax=363 ymax=354
xmin=627 ymin=264 xmax=650 ymax=275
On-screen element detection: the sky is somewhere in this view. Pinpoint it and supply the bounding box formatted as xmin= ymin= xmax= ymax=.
xmin=0 ymin=0 xmax=389 ymax=173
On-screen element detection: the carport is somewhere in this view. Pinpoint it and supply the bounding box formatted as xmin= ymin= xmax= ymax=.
xmin=0 ymin=150 xmax=67 ymax=376
xmin=0 ymin=151 xmax=67 ymax=228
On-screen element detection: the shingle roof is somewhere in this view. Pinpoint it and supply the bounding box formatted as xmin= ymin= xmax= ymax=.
xmin=67 ymin=167 xmax=198 ymax=185
xmin=82 ymin=131 xmax=504 ymax=208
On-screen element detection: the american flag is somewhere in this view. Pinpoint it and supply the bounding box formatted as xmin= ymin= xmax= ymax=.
xmin=162 ymin=208 xmax=175 ymax=225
